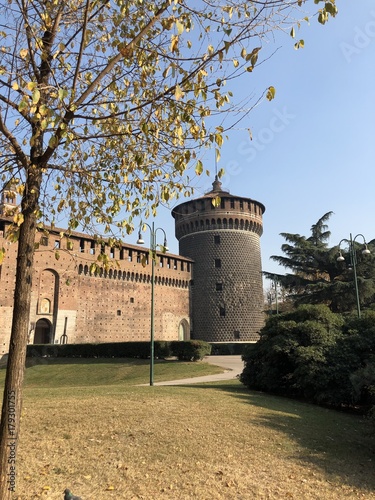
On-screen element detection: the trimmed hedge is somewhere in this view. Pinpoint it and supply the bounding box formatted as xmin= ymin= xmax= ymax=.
xmin=209 ymin=343 xmax=252 ymax=355
xmin=170 ymin=340 xmax=211 ymax=361
xmin=26 ymin=340 xmax=210 ymax=361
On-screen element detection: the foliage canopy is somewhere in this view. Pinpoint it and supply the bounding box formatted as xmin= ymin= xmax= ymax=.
xmin=0 ymin=0 xmax=337 ymax=236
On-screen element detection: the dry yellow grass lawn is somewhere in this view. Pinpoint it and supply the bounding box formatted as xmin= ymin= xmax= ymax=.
xmin=4 ymin=360 xmax=375 ymax=499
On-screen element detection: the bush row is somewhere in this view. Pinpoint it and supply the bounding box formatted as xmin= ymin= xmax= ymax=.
xmin=26 ymin=340 xmax=211 ymax=361
xmin=210 ymin=343 xmax=251 ymax=355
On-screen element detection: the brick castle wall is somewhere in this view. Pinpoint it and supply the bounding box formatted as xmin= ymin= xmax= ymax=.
xmin=0 ymin=218 xmax=191 ymax=356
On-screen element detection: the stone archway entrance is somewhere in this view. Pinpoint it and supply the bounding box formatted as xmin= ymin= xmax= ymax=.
xmin=34 ymin=318 xmax=53 ymax=344
xmin=178 ymin=319 xmax=190 ymax=341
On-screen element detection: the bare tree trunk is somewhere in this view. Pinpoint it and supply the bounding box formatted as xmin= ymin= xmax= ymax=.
xmin=0 ymin=207 xmax=37 ymax=498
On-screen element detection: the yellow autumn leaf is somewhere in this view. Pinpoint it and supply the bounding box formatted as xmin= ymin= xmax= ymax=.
xmin=215 ymin=148 xmax=221 ymax=163
xmin=175 ymin=20 xmax=184 ymax=35
xmin=20 ymin=48 xmax=28 ymax=59
xmin=195 ymin=160 xmax=203 ymax=175
xmin=170 ymin=34 xmax=179 ymax=53
xmin=174 ymin=84 xmax=184 ymax=101
xmin=266 ymin=86 xmax=276 ymax=101
xmin=217 ymin=168 xmax=225 ymax=178
xmin=13 ymin=213 xmax=24 ymax=226
xmin=27 ymin=81 xmax=37 ymax=91
xmin=211 ymin=196 xmax=221 ymax=208
xmin=12 ymin=82 xmax=19 ymax=91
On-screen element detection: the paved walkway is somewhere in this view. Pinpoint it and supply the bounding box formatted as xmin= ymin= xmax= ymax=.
xmin=152 ymin=355 xmax=244 ymax=386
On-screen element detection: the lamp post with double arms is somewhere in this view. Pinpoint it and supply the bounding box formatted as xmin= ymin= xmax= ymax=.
xmin=337 ymin=233 xmax=371 ymax=318
xmin=137 ymin=222 xmax=168 ymax=386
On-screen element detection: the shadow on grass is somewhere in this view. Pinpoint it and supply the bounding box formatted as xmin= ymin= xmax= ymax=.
xmin=176 ymin=381 xmax=375 ymax=493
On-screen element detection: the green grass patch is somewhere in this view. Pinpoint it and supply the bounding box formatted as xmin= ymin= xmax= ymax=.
xmin=0 ymin=357 xmax=224 ymax=389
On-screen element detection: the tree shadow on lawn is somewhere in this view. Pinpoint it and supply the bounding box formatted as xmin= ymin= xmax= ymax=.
xmin=179 ymin=381 xmax=375 ymax=493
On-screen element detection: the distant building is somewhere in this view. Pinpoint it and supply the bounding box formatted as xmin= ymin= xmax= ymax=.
xmin=0 ymin=179 xmax=265 ymax=354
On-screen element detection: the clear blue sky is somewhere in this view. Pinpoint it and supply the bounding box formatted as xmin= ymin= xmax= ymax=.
xmin=130 ymin=2 xmax=375 ymax=289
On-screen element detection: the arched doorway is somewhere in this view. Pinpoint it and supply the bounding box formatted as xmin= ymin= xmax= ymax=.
xmin=34 ymin=318 xmax=53 ymax=344
xmin=178 ymin=319 xmax=190 ymax=341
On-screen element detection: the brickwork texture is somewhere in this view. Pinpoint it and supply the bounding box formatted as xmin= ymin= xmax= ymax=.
xmin=172 ymin=177 xmax=265 ymax=342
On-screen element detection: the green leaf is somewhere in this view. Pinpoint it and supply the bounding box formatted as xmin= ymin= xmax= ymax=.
xmin=18 ymin=99 xmax=28 ymax=113
xmin=224 ymin=40 xmax=231 ymax=53
xmin=58 ymin=88 xmax=68 ymax=101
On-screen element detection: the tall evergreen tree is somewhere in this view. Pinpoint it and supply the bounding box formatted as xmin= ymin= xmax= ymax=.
xmin=265 ymin=212 xmax=375 ymax=313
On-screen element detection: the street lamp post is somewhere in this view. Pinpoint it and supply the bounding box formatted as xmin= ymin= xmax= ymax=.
xmin=137 ymin=222 xmax=168 ymax=386
xmin=337 ymin=233 xmax=371 ymax=318
xmin=267 ymin=276 xmax=279 ymax=315
xmin=273 ymin=276 xmax=279 ymax=315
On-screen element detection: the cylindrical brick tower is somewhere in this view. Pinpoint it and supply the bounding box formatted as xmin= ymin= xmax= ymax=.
xmin=172 ymin=177 xmax=265 ymax=342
